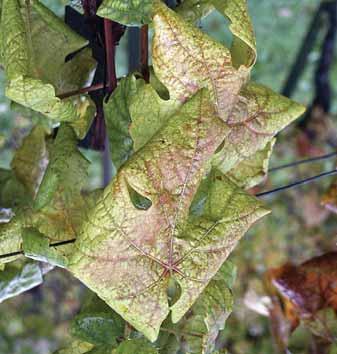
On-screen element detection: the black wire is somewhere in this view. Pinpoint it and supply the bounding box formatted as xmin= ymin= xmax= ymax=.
xmin=256 ymin=169 xmax=337 ymax=198
xmin=0 ymin=239 xmax=76 ymax=260
xmin=0 ymin=168 xmax=336 ymax=260
xmin=269 ymin=151 xmax=337 ymax=172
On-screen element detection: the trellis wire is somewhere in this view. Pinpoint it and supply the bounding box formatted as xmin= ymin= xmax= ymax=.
xmin=1 ymin=164 xmax=337 ymax=260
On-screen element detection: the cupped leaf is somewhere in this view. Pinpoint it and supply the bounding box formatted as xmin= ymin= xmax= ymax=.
xmin=212 ymin=83 xmax=305 ymax=173
xmin=70 ymin=89 xmax=267 ymax=341
xmin=97 ymin=0 xmax=155 ymax=26
xmin=152 ymin=1 xmax=246 ymax=120
xmin=225 ymin=139 xmax=275 ymax=189
xmin=177 ymin=0 xmax=256 ymax=67
xmin=1 ymin=0 xmax=95 ymax=126
xmin=0 ymin=133 xmax=97 ymax=267
xmin=31 ymin=124 xmax=90 ymax=241
xmin=0 ymin=260 xmax=44 ymax=303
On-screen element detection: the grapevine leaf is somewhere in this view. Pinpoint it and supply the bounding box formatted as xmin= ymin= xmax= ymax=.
xmin=159 ymin=262 xmax=236 ymax=354
xmin=1 ymin=0 xmax=95 ymax=126
xmin=0 ymin=168 xmax=29 ymax=208
xmin=169 ymin=170 xmax=268 ymax=323
xmin=31 ymin=124 xmax=90 ymax=241
xmin=22 ymin=227 xmax=69 ymax=267
xmin=176 ymin=0 xmax=213 ymax=23
xmin=225 ymin=139 xmax=275 ymax=189
xmin=129 ymin=80 xmax=179 ymax=152
xmin=11 ymin=125 xmax=48 ymax=198
xmin=212 ymin=83 xmax=305 ymax=173
xmin=0 ymin=125 xmax=48 ymax=208
xmin=54 ymin=340 xmax=94 ymax=354
xmin=71 ymin=296 xmax=125 ymax=346
xmin=114 ymin=339 xmax=158 ymax=354
xmin=152 ymin=1 xmax=246 ymax=120
xmin=97 ymin=0 xmax=155 ymax=26
xmin=104 ymin=74 xmax=179 ymax=169
xmin=0 ymin=213 xmax=24 ymax=264
xmin=70 ymin=89 xmax=268 ymax=341
xmin=212 ymin=0 xmax=256 ymax=68
xmin=177 ymin=0 xmax=256 ymax=67
xmin=0 ymin=260 xmax=43 ymax=303
xmin=104 ymin=75 xmax=138 ymax=169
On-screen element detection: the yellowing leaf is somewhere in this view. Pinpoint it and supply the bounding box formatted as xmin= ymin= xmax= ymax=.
xmin=159 ymin=262 xmax=235 ymax=354
xmin=31 ymin=124 xmax=90 ymax=241
xmin=177 ymin=0 xmax=256 ymax=67
xmin=70 ymin=90 xmax=268 ymax=341
xmin=1 ymin=0 xmax=95 ymax=126
xmin=225 ymin=139 xmax=275 ymax=189
xmin=0 ymin=213 xmax=24 ymax=264
xmin=152 ymin=2 xmax=246 ymax=120
xmin=212 ymin=83 xmax=305 ymax=173
xmin=11 ymin=125 xmax=48 ymax=198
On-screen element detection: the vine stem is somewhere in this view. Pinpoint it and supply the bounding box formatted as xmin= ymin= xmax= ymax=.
xmin=140 ymin=25 xmax=149 ymax=82
xmin=57 ymin=82 xmax=105 ymax=99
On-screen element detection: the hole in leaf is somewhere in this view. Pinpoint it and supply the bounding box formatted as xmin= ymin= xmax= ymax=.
xmin=167 ymin=277 xmax=182 ymax=307
xmin=126 ymin=182 xmax=152 ymax=210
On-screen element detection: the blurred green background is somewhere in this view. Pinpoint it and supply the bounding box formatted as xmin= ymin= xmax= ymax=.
xmin=3 ymin=0 xmax=337 ymax=353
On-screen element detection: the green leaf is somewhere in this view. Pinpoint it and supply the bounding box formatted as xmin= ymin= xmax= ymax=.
xmin=31 ymin=124 xmax=90 ymax=241
xmin=71 ymin=294 xmax=125 ymax=346
xmin=115 ymin=339 xmax=158 ymax=354
xmin=70 ymin=89 xmax=268 ymax=341
xmin=0 ymin=261 xmax=43 ymax=303
xmin=97 ymin=0 xmax=155 ymax=26
xmin=152 ymin=1 xmax=246 ymax=121
xmin=0 ymin=125 xmax=93 ymax=266
xmin=225 ymin=139 xmax=275 ymax=189
xmin=212 ymin=83 xmax=305 ymax=174
xmin=105 ymin=74 xmax=179 ymax=169
xmin=0 ymin=168 xmax=29 ymax=208
xmin=0 ymin=213 xmax=24 ymax=265
xmin=22 ymin=227 xmax=69 ymax=267
xmin=1 ymin=0 xmax=95 ymax=127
